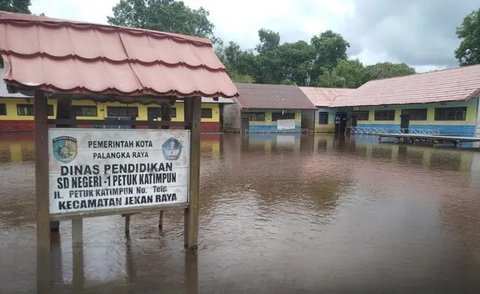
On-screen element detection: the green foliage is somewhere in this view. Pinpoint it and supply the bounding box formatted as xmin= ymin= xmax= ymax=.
xmin=253 ymin=29 xmax=282 ymax=84
xmin=317 ymin=60 xmax=415 ymax=88
xmin=318 ymin=59 xmax=367 ymax=88
xmin=219 ymin=41 xmax=257 ymax=79
xmin=0 ymin=0 xmax=31 ymax=14
xmin=277 ymin=41 xmax=314 ymax=85
xmin=310 ymin=30 xmax=350 ymax=83
xmin=255 ymin=29 xmax=280 ymax=55
xmin=216 ymin=27 xmax=414 ymax=88
xmin=107 ymin=0 xmax=214 ymax=38
xmin=317 ymin=68 xmax=346 ymax=88
xmin=231 ymin=74 xmax=254 ymax=83
xmin=455 ymin=9 xmax=480 ymax=66
xmin=365 ymin=62 xmax=415 ymax=80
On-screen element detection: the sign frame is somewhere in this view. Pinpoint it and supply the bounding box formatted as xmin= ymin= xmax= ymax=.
xmin=47 ymin=128 xmax=191 ymax=219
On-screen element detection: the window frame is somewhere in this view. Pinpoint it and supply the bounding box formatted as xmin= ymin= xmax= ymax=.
xmin=434 ymin=107 xmax=467 ymax=121
xmin=271 ymin=111 xmax=296 ymax=121
xmin=402 ymin=109 xmax=427 ymax=121
xmin=244 ymin=112 xmax=265 ymax=122
xmin=72 ymin=105 xmax=98 ymax=117
xmin=106 ymin=106 xmax=139 ymax=118
xmin=17 ymin=104 xmax=54 ymax=116
xmin=374 ymin=110 xmax=395 ymax=121
xmin=318 ymin=112 xmax=329 ymax=124
xmin=354 ymin=111 xmax=369 ymax=121
xmin=0 ymin=103 xmax=6 ymax=115
xmin=201 ymin=108 xmax=213 ymax=119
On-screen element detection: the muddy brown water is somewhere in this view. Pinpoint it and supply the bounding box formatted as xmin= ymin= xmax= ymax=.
xmin=1 ymin=133 xmax=480 ymax=293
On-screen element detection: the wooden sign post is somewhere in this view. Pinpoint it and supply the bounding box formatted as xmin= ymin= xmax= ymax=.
xmin=34 ymin=93 xmax=202 ymax=290
xmin=34 ymin=90 xmax=51 ymax=292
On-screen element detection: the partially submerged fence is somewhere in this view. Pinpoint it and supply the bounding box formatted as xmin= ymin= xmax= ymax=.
xmin=349 ymin=127 xmax=440 ymax=136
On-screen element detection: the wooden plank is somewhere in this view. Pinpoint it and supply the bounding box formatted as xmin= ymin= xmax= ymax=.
xmin=71 ymin=217 xmax=84 ymax=291
xmin=34 ymin=90 xmax=51 ymax=292
xmin=50 ymin=97 xmax=76 ymax=231
xmin=185 ymin=251 xmax=198 ymax=293
xmin=72 ymin=218 xmax=83 ymax=246
xmin=185 ymin=97 xmax=201 ymax=250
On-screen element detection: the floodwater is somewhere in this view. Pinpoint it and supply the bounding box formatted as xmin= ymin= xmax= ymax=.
xmin=1 ymin=132 xmax=480 ymax=293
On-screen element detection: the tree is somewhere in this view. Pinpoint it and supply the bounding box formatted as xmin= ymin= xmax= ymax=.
xmin=365 ymin=62 xmax=415 ymax=80
xmin=255 ymin=29 xmax=280 ymax=55
xmin=107 ymin=0 xmax=214 ymax=38
xmin=254 ymin=29 xmax=282 ymax=84
xmin=0 ymin=0 xmax=31 ymax=14
xmin=277 ymin=41 xmax=314 ymax=85
xmin=220 ymin=41 xmax=257 ymax=80
xmin=318 ymin=59 xmax=367 ymax=88
xmin=310 ymin=30 xmax=350 ymax=83
xmin=455 ymin=9 xmax=480 ymax=66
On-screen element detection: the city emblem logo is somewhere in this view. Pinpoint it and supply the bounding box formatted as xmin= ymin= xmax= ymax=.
xmin=162 ymin=137 xmax=182 ymax=160
xmin=52 ymin=136 xmax=78 ymax=163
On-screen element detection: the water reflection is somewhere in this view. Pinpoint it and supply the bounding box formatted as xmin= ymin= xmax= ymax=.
xmin=1 ymin=133 xmax=480 ymax=292
xmin=0 ymin=133 xmax=34 ymax=162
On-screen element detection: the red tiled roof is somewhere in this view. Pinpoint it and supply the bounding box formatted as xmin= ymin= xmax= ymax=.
xmin=331 ymin=65 xmax=480 ymax=107
xmin=0 ymin=11 xmax=238 ymax=98
xmin=235 ymin=83 xmax=316 ymax=110
xmin=299 ymin=87 xmax=354 ymax=107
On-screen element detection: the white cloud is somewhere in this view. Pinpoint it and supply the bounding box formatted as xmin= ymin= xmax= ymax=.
xmin=29 ymin=0 xmax=477 ymax=68
xmin=31 ymin=0 xmax=118 ymax=24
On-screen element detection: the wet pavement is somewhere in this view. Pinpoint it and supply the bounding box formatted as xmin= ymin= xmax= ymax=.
xmin=1 ymin=132 xmax=480 ymax=293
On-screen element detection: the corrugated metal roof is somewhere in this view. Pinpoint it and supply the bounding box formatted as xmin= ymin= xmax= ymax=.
xmin=235 ymin=83 xmax=316 ymax=110
xmin=331 ymin=64 xmax=480 ymax=107
xmin=299 ymin=87 xmax=354 ymax=107
xmin=0 ymin=11 xmax=238 ymax=98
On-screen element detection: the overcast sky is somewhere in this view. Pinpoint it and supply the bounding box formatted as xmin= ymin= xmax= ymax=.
xmin=30 ymin=0 xmax=478 ymax=72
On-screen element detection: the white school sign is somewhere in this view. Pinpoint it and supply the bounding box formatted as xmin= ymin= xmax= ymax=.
xmin=48 ymin=128 xmax=190 ymax=215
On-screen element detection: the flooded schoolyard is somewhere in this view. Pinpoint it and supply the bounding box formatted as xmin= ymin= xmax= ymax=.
xmin=1 ymin=132 xmax=480 ymax=293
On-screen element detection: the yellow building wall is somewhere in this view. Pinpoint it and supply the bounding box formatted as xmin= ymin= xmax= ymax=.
xmin=356 ymin=99 xmax=478 ymax=125
xmin=1 ymin=98 xmax=57 ymax=120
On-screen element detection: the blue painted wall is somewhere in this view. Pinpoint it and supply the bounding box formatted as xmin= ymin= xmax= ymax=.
xmin=358 ymin=123 xmax=476 ymax=136
xmin=249 ymin=124 xmax=301 ymax=133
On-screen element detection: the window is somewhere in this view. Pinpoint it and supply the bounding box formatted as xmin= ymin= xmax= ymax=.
xmin=354 ymin=111 xmax=369 ymax=121
xmin=201 ymin=108 xmax=213 ymax=118
xmin=73 ymin=105 xmax=97 ymax=117
xmin=318 ymin=112 xmax=329 ymax=124
xmin=272 ymin=111 xmax=295 ymax=121
xmin=402 ymin=109 xmax=427 ymax=120
xmin=374 ymin=110 xmax=395 ymax=121
xmin=107 ymin=106 xmax=138 ymax=117
xmin=171 ymin=107 xmax=177 ymax=118
xmin=434 ymin=107 xmax=466 ymax=121
xmin=0 ymin=103 xmax=6 ymax=115
xmin=147 ymin=107 xmax=162 ymax=120
xmin=17 ymin=104 xmax=54 ymax=116
xmin=244 ymin=112 xmax=265 ymax=122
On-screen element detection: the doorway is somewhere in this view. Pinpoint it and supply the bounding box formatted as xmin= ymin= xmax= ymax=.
xmin=241 ymin=115 xmax=250 ymax=133
xmin=335 ymin=112 xmax=347 ymax=134
xmin=400 ymin=111 xmax=410 ymax=133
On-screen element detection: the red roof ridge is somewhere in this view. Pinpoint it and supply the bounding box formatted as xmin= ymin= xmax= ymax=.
xmin=0 ymin=11 xmax=238 ymax=98
xmin=0 ymin=11 xmax=212 ymax=47
xmin=362 ymin=63 xmax=480 ymax=86
xmin=0 ymin=52 xmax=226 ymax=71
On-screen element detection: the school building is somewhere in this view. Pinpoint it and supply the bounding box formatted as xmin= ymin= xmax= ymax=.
xmin=329 ymin=64 xmax=480 ymax=137
xmin=0 ymin=68 xmax=232 ymax=132
xmin=224 ymin=83 xmax=317 ymax=133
